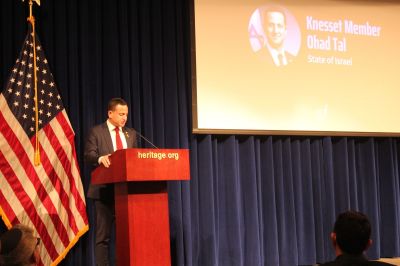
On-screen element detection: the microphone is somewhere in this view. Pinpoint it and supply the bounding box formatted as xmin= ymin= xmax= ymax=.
xmin=136 ymin=130 xmax=158 ymax=149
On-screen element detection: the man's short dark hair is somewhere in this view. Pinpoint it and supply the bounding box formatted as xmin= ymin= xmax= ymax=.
xmin=0 ymin=224 xmax=39 ymax=266
xmin=108 ymin=98 xmax=127 ymax=111
xmin=333 ymin=210 xmax=371 ymax=255
xmin=262 ymin=6 xmax=287 ymax=26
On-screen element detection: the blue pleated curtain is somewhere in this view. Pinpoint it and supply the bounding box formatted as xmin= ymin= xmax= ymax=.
xmin=188 ymin=136 xmax=400 ymax=265
xmin=0 ymin=0 xmax=399 ymax=265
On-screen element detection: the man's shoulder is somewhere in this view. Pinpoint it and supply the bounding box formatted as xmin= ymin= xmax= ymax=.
xmin=90 ymin=123 xmax=107 ymax=131
xmin=285 ymin=50 xmax=296 ymax=61
xmin=318 ymin=261 xmax=339 ymax=266
xmin=122 ymin=126 xmax=136 ymax=136
xmin=367 ymin=261 xmax=396 ymax=266
xmin=123 ymin=126 xmax=135 ymax=132
xmin=87 ymin=123 xmax=108 ymax=138
xmin=318 ymin=260 xmax=395 ymax=266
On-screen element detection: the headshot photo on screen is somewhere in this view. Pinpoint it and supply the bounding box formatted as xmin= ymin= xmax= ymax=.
xmin=249 ymin=5 xmax=301 ymax=67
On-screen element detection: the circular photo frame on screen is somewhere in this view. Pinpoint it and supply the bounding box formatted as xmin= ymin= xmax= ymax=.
xmin=248 ymin=4 xmax=301 ymax=66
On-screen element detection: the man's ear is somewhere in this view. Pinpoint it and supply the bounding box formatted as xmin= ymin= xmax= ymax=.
xmin=330 ymin=232 xmax=337 ymax=247
xmin=365 ymin=239 xmax=373 ymax=251
xmin=31 ymin=247 xmax=40 ymax=264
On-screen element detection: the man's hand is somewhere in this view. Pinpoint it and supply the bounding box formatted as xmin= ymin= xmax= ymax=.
xmin=98 ymin=154 xmax=111 ymax=168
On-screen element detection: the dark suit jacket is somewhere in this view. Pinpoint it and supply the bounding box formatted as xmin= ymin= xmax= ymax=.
xmin=319 ymin=254 xmax=395 ymax=266
xmin=256 ymin=46 xmax=296 ymax=67
xmin=84 ymin=122 xmax=137 ymax=199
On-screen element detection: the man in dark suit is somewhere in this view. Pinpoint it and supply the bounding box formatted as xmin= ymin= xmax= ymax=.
xmin=319 ymin=210 xmax=394 ymax=266
xmin=261 ymin=7 xmax=295 ymax=66
xmin=84 ymin=98 xmax=137 ymax=266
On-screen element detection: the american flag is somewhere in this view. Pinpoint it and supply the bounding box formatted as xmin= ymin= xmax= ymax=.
xmin=0 ymin=23 xmax=88 ymax=265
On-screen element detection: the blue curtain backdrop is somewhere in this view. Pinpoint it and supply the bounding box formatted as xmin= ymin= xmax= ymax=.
xmin=1 ymin=0 xmax=400 ymax=265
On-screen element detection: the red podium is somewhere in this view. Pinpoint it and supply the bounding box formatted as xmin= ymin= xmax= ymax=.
xmin=91 ymin=148 xmax=190 ymax=266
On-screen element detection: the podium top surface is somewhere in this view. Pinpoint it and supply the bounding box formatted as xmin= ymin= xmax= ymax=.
xmin=91 ymin=148 xmax=190 ymax=184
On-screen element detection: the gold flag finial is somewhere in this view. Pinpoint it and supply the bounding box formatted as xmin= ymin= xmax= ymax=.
xmin=22 ymin=0 xmax=41 ymax=6
xmin=22 ymin=0 xmax=40 ymax=20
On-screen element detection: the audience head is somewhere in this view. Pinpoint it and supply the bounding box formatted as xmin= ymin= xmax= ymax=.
xmin=0 ymin=224 xmax=40 ymax=266
xmin=331 ymin=210 xmax=372 ymax=255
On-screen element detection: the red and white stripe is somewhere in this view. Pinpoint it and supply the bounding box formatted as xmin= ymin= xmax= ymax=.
xmin=0 ymin=94 xmax=88 ymax=266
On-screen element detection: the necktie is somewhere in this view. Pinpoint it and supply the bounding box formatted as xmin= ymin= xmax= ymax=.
xmin=278 ymin=54 xmax=284 ymax=66
xmin=114 ymin=127 xmax=123 ymax=150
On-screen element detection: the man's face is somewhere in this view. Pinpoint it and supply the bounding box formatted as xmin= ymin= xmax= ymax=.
xmin=265 ymin=11 xmax=287 ymax=49
xmin=108 ymin=104 xmax=128 ymax=128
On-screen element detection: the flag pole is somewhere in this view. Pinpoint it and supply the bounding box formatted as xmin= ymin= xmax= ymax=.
xmin=25 ymin=0 xmax=41 ymax=166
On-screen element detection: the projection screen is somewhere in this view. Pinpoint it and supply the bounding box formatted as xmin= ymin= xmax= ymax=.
xmin=191 ymin=0 xmax=400 ymax=136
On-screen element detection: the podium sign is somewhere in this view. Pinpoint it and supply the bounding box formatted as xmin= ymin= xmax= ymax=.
xmin=91 ymin=148 xmax=190 ymax=266
xmin=92 ymin=148 xmax=190 ymax=183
